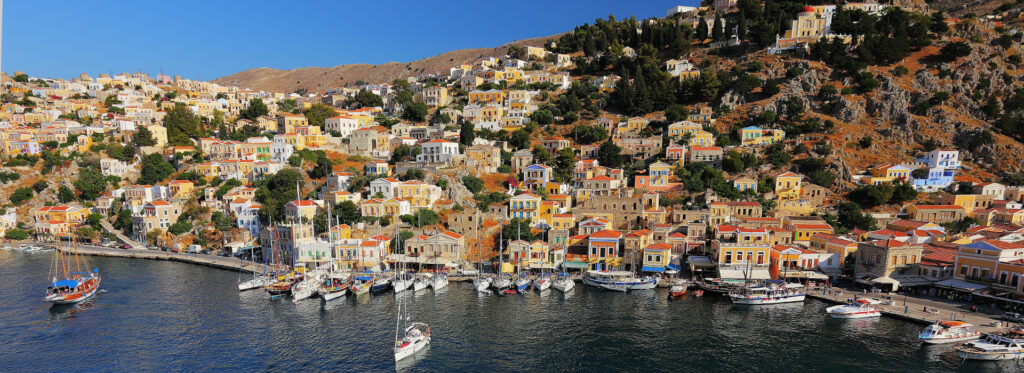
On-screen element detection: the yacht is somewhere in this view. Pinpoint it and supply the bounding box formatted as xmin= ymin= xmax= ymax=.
xmin=430 ymin=273 xmax=449 ymax=291
xmin=533 ymin=274 xmax=551 ymax=291
xmin=412 ymin=273 xmax=430 ymax=292
xmin=371 ymin=275 xmax=393 ymax=294
xmin=394 ymin=322 xmax=431 ymax=361
xmin=918 ymin=321 xmax=981 ymax=344
xmin=552 ymin=272 xmax=574 ymax=292
xmin=825 ymin=299 xmax=881 ymax=319
xmin=393 ymin=272 xmax=413 ymax=294
xmin=474 ymin=275 xmax=493 ymax=293
xmin=582 ymin=270 xmax=649 ymax=292
xmin=955 ymin=328 xmax=1024 ymax=360
xmin=492 ymin=274 xmax=512 ymax=292
xmin=515 ymin=274 xmax=531 ymax=293
xmin=729 ymin=282 xmax=806 ymax=305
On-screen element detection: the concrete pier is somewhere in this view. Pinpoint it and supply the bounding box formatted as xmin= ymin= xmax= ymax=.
xmin=48 ymin=244 xmax=266 ymax=273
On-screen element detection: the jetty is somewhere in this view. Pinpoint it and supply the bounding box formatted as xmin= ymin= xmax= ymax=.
xmin=48 ymin=244 xmax=266 ymax=273
xmin=807 ymin=286 xmax=1013 ymax=333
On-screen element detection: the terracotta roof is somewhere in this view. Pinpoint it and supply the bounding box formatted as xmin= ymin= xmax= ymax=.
xmin=913 ymin=205 xmax=963 ymax=210
xmin=590 ymin=230 xmax=622 ymax=239
xmin=868 ymin=229 xmax=909 ymax=237
xmin=646 ymin=243 xmax=672 ymax=251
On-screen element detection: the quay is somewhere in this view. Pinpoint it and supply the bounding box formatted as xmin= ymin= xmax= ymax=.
xmin=807 ymin=286 xmax=1014 ymax=333
xmin=47 ymin=244 xmax=266 ymax=274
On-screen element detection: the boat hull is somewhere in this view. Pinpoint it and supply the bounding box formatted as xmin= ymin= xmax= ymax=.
xmin=372 ymin=280 xmax=393 ymax=293
xmin=920 ymin=334 xmax=980 ymax=344
xmin=534 ymin=279 xmax=551 ymax=291
xmin=474 ymin=278 xmax=492 ymax=292
xmin=238 ymin=277 xmax=273 ymax=291
xmin=730 ymin=294 xmax=806 ymax=305
xmin=629 ymin=280 xmax=657 ymax=290
xmin=320 ymin=288 xmax=348 ymax=301
xmin=431 ymin=277 xmax=449 ymax=291
xmin=395 ymin=336 xmax=430 ymax=361
xmin=552 ymin=279 xmax=574 ymax=292
xmin=826 ymin=305 xmax=881 ymax=319
xmin=956 ymin=350 xmax=1024 ymax=361
xmin=393 ymin=279 xmax=412 ymax=293
xmin=412 ymin=280 xmax=428 ymax=292
xmin=46 ymin=278 xmax=101 ymax=305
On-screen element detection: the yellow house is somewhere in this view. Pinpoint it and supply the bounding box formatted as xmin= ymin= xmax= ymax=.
xmin=739 ymin=126 xmax=785 ymax=146
xmin=365 ymin=161 xmax=392 ymax=176
xmin=791 ymin=223 xmax=834 ymax=244
xmin=396 ymin=180 xmax=434 ymax=208
xmin=809 ymin=233 xmax=858 ymax=265
xmin=667 ymin=121 xmax=703 ymax=139
xmin=295 ymin=125 xmax=326 ymax=148
xmin=775 ymin=172 xmax=803 ymax=201
xmin=641 ymin=243 xmax=673 ymax=272
xmin=863 ymin=164 xmax=910 ymax=185
xmin=34 ymin=205 xmax=91 ymax=225
xmin=509 ymin=193 xmax=542 ymax=221
xmin=733 ymin=177 xmax=757 ymax=192
xmin=329 ymin=224 xmax=352 ymax=241
xmin=622 ymin=117 xmax=648 ymax=133
xmin=479 ymin=104 xmax=504 ymax=122
xmin=277 ymin=114 xmax=308 ymax=134
xmin=168 ymin=180 xmax=195 ymax=198
xmin=954 ymin=240 xmax=1024 ymax=293
xmin=551 ymin=213 xmax=575 ymax=231
xmin=468 ymin=89 xmax=507 ymax=105
xmin=539 ymin=201 xmax=560 ymax=225
xmin=689 ymin=130 xmax=715 ymax=147
xmin=196 ymin=163 xmax=220 ymax=181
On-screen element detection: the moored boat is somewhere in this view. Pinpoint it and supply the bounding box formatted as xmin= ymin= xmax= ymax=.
xmin=583 ymin=270 xmax=649 ymax=292
xmin=412 ymin=274 xmax=430 ymax=291
xmin=919 ymin=321 xmax=980 ymax=344
xmin=728 ymin=282 xmax=806 ymax=305
xmin=238 ymin=275 xmax=274 ymax=291
xmin=265 ymin=272 xmax=301 ymax=296
xmin=533 ymin=275 xmax=551 ymax=291
xmin=372 ymin=275 xmax=393 ymax=294
xmin=695 ymin=278 xmax=734 ymax=294
xmin=474 ymin=276 xmax=493 ymax=293
xmin=393 ymin=272 xmax=413 ymax=294
xmin=955 ymin=328 xmax=1024 ymax=360
xmin=669 ymin=280 xmax=688 ymax=298
xmin=515 ymin=274 xmax=531 ymax=293
xmin=318 ymin=273 xmax=351 ymax=301
xmin=350 ymin=275 xmax=373 ymax=295
xmin=394 ymin=322 xmax=431 ymax=361
xmin=552 ymin=272 xmax=574 ymax=293
xmin=46 ymin=269 xmax=101 ymax=304
xmin=826 ymin=299 xmax=881 ymax=319
xmin=430 ymin=273 xmax=449 ymax=291
xmin=628 ymin=276 xmax=657 ymax=290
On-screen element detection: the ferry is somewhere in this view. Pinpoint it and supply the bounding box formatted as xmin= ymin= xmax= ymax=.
xmin=582 ymin=270 xmax=650 ymax=292
xmin=729 ymin=282 xmax=806 ymax=305
xmin=918 ymin=321 xmax=980 ymax=344
xmin=825 ymin=299 xmax=881 ymax=319
xmin=955 ymin=328 xmax=1024 ymax=360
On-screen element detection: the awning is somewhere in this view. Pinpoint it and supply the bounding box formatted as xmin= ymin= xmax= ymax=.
xmin=687 ymin=256 xmax=715 ymax=268
xmin=667 ymin=262 xmax=681 ymax=271
xmin=891 ymin=275 xmax=934 ymax=287
xmin=641 ymin=266 xmax=666 ymax=272
xmin=562 ymin=261 xmax=589 ymax=269
xmin=935 ymin=279 xmax=990 ymax=292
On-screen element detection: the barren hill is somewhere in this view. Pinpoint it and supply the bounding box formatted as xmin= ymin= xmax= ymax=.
xmin=212 ymin=33 xmax=563 ymax=94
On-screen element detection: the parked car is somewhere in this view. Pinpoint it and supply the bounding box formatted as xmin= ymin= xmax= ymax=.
xmin=199 ymin=249 xmax=211 ymax=255
xmin=1002 ymin=312 xmax=1024 ymax=323
xmin=170 ymin=248 xmax=180 ymax=253
xmin=218 ymin=251 xmax=230 ymax=257
xmin=119 ymin=244 xmax=132 ymax=250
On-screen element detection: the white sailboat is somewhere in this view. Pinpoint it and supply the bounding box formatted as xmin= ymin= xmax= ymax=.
xmin=429 ymin=231 xmax=448 ymax=291
xmin=472 ymin=218 xmax=492 ymax=293
xmin=412 ymin=273 xmax=430 ymax=292
xmin=552 ymin=272 xmax=574 ymax=292
xmin=533 ymin=273 xmax=551 ymax=291
xmin=492 ymin=230 xmax=511 ymax=292
xmin=394 ymin=295 xmax=430 ymax=362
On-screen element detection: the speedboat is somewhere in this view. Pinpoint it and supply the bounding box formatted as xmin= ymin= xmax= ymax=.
xmin=552 ymin=273 xmax=574 ymax=292
xmin=582 ymin=270 xmax=649 ymax=292
xmin=45 ymin=269 xmax=101 ymax=304
xmin=533 ymin=275 xmax=551 ymax=291
xmin=669 ymin=280 xmax=688 ymax=298
xmin=318 ymin=273 xmax=351 ymax=301
xmin=350 ymin=275 xmax=373 ymax=295
xmin=412 ymin=274 xmax=430 ymax=291
xmin=826 ymin=299 xmax=881 ymax=319
xmin=394 ymin=322 xmax=431 ymax=362
xmin=729 ymin=282 xmax=806 ymax=305
xmin=515 ymin=274 xmax=531 ymax=293
xmin=918 ymin=321 xmax=981 ymax=344
xmin=430 ymin=273 xmax=449 ymax=291
xmin=956 ymin=328 xmax=1024 ymax=360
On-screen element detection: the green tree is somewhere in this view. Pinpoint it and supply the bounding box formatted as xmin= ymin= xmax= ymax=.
xmin=596 ymin=140 xmax=623 ymax=168
xmin=168 ymin=221 xmax=193 ymax=235
xmin=134 ymin=126 xmax=157 ymax=146
xmin=311 ymin=156 xmax=333 ymax=179
xmin=139 ymin=153 xmax=175 ymax=185
xmin=665 ymin=104 xmax=689 ymax=122
xmin=240 ymin=98 xmax=269 ymax=120
xmin=58 ymin=184 xmax=76 ymax=202
xmin=304 ymin=104 xmax=338 ymax=129
xmin=836 ymin=202 xmax=877 ymax=231
xmin=402 ymin=102 xmax=429 ymax=122
xmin=5 ymin=228 xmax=30 ymax=240
xmin=531 ymin=110 xmax=554 ymax=125
xmin=462 ymin=175 xmax=485 ymax=194
xmin=502 ymin=218 xmax=535 ymax=242
xmin=459 ymin=120 xmax=475 ymax=146
xmin=509 ymin=129 xmax=531 ymax=149
xmin=32 ymin=180 xmax=48 ymax=193
xmin=164 ymin=103 xmax=202 ymax=146
xmin=353 ymin=89 xmax=383 ymax=108
xmin=9 ymin=187 xmax=34 ymax=205
xmin=939 ymin=41 xmax=971 ymax=62
xmin=74 ymin=167 xmax=108 ymax=200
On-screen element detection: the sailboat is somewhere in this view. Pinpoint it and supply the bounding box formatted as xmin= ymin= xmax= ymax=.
xmin=238 ymin=242 xmax=273 ymax=291
xmin=472 ymin=218 xmax=492 ymax=293
xmin=393 ymin=222 xmax=412 ymax=294
xmin=394 ymin=293 xmax=430 ymax=361
xmin=533 ymin=272 xmax=551 ymax=291
xmin=429 ymin=231 xmax=448 ymax=291
xmin=318 ymin=271 xmax=351 ymax=301
xmin=513 ymin=225 xmax=530 ymax=293
xmin=45 ymin=232 xmax=101 ymax=304
xmin=412 ymin=273 xmax=430 ymax=291
xmin=552 ymin=272 xmax=574 ymax=292
xmin=491 ymin=230 xmax=511 ymax=292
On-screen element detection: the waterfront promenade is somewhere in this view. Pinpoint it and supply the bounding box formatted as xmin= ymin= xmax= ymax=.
xmin=807 ymin=286 xmax=1013 ymax=333
xmin=46 ymin=243 xmax=267 ymax=273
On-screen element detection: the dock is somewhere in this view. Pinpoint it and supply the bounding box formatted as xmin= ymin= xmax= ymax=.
xmin=49 ymin=244 xmax=266 ymax=273
xmin=807 ymin=286 xmax=1014 ymax=333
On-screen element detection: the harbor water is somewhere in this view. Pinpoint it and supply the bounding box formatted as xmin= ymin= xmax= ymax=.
xmin=1 ymin=252 xmax=1021 ymax=372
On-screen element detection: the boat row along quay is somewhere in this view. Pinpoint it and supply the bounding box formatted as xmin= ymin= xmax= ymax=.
xmin=807 ymin=286 xmax=1013 ymax=333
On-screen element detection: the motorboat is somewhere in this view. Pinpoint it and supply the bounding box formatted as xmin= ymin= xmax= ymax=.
xmin=826 ymin=299 xmax=881 ymax=319
xmin=533 ymin=275 xmax=551 ymax=291
xmin=582 ymin=270 xmax=650 ymax=292
xmin=552 ymin=273 xmax=574 ymax=293
xmin=371 ymin=275 xmax=393 ymax=294
xmin=955 ymin=328 xmax=1024 ymax=360
xmin=350 ymin=275 xmax=374 ymax=295
xmin=918 ymin=321 xmax=981 ymax=344
xmin=430 ymin=273 xmax=449 ymax=291
xmin=729 ymin=282 xmax=806 ymax=305
xmin=669 ymin=280 xmax=688 ymax=298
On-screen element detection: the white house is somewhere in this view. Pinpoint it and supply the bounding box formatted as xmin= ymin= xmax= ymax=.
xmin=369 ymin=178 xmax=401 ymax=198
xmin=100 ymin=158 xmax=129 ymax=177
xmin=416 ymin=139 xmax=460 ymax=164
xmin=324 ymin=115 xmax=361 ymax=137
xmin=920 ymin=149 xmax=960 ymax=169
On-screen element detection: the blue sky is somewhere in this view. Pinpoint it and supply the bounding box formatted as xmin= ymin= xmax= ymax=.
xmin=3 ymin=0 xmax=697 ymax=80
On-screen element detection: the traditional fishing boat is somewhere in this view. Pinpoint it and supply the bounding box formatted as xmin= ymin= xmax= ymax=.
xmin=728 ymin=282 xmax=806 ymax=305
xmin=266 ymin=271 xmax=302 ymax=296
xmin=669 ymin=279 xmax=688 ymax=298
xmin=694 ymin=278 xmax=734 ymax=294
xmin=552 ymin=272 xmax=574 ymax=292
xmin=45 ymin=235 xmax=101 ymax=304
xmin=955 ymin=328 xmax=1024 ymax=360
xmin=918 ymin=321 xmax=980 ymax=344
xmin=350 ymin=275 xmax=374 ymax=295
xmin=318 ymin=272 xmax=351 ymax=301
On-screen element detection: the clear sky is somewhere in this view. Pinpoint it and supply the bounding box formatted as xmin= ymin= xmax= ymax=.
xmin=3 ymin=0 xmax=698 ymax=81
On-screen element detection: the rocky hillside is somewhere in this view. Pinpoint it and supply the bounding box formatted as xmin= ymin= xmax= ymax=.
xmin=212 ymin=34 xmax=561 ymax=93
